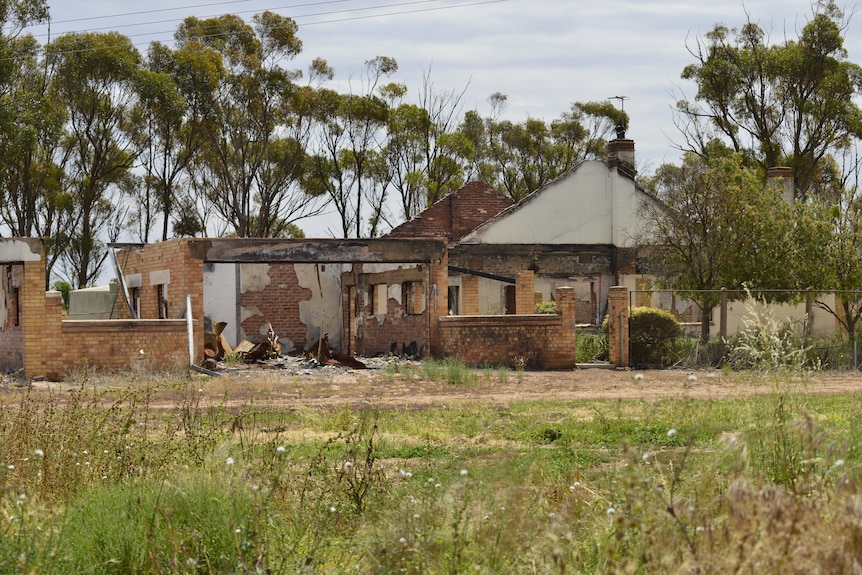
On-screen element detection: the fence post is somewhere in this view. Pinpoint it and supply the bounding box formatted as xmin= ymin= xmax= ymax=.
xmin=719 ymin=288 xmax=728 ymax=362
xmin=805 ymin=289 xmax=813 ymax=337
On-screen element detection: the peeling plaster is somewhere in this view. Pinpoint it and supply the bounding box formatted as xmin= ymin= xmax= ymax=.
xmin=240 ymin=263 xmax=271 ymax=293
xmin=0 ymin=239 xmax=42 ymax=262
xmin=241 ymin=304 xmax=263 ymax=323
xmin=363 ymin=263 xmax=415 ymax=274
xmin=203 ymin=263 xmax=239 ymax=346
xmin=296 ymin=263 xmax=344 ymax=351
xmin=388 ymin=284 xmax=402 ymax=304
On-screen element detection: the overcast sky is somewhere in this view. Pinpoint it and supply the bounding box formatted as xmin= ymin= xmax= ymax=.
xmin=30 ymin=0 xmax=862 ymax=235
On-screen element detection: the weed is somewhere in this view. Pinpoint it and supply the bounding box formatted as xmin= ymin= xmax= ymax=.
xmin=419 ymin=357 xmax=479 ymax=386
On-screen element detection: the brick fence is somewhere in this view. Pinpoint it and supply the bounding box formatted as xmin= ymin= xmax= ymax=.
xmin=438 ymin=286 xmax=577 ymax=369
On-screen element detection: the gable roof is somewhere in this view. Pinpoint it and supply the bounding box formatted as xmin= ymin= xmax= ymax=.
xmin=459 ymin=159 xmax=661 ymax=248
xmin=386 ymin=181 xmax=514 ymax=242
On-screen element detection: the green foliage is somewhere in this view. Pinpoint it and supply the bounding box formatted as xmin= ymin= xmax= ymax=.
xmin=458 ymin=99 xmax=626 ymax=201
xmin=643 ymin=152 xmax=829 ymax=341
xmin=628 ymin=306 xmax=683 ymax=367
xmin=420 ymin=357 xmax=479 ymax=386
xmin=576 ymin=331 xmax=608 ymax=363
xmin=534 ymin=301 xmax=556 ymax=314
xmin=52 ymin=281 xmax=72 ymax=310
xmin=52 ymin=476 xmax=254 ymax=574
xmin=677 ymin=0 xmax=862 ymax=199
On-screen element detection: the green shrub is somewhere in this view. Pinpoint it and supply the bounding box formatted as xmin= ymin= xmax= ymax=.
xmin=628 ymin=306 xmax=683 ymax=367
xmin=576 ymin=331 xmax=608 ymax=362
xmin=534 ymin=301 xmax=557 ymax=314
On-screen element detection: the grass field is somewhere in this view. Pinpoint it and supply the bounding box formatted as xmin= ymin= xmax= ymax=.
xmin=1 ymin=363 xmax=861 ymax=574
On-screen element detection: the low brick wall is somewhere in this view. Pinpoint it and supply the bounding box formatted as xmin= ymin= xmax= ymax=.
xmin=47 ymin=319 xmax=190 ymax=380
xmin=438 ymin=286 xmax=577 ymax=370
xmin=438 ymin=315 xmax=576 ymax=369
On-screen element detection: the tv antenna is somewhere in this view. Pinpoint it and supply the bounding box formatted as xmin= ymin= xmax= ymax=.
xmin=608 ymin=95 xmax=629 ymax=112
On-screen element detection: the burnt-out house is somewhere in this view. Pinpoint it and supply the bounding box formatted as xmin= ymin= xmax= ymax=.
xmin=114 ymin=237 xmax=449 ymax=360
xmin=391 ymin=135 xmax=660 ymax=325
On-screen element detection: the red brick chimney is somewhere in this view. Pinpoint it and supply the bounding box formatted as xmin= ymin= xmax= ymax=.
xmin=607 ymin=126 xmax=635 ymax=177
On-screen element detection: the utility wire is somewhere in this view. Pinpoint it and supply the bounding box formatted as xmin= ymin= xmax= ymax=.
xmin=47 ymin=0 xmax=257 ymax=24
xmin=15 ymin=0 xmax=509 ymax=56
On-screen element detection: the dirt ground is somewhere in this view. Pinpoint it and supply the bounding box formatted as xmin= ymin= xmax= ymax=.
xmin=11 ymin=357 xmax=862 ymax=410
xmin=57 ymin=362 xmax=862 ymax=410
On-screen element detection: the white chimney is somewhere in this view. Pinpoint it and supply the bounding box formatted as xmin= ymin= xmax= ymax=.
xmin=767 ymin=167 xmax=795 ymax=203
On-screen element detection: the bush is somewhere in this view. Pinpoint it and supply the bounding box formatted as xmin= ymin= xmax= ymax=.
xmin=628 ymin=307 xmax=683 ymax=367
xmin=576 ymin=331 xmax=608 ymax=363
xmin=726 ymin=309 xmax=814 ymax=373
xmin=535 ymin=301 xmax=557 ymax=314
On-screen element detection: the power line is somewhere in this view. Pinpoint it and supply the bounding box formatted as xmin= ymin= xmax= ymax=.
xmin=33 ymin=0 xmax=353 ymax=37
xmin=48 ymin=0 xmax=255 ymax=25
xmin=20 ymin=0 xmax=509 ymax=53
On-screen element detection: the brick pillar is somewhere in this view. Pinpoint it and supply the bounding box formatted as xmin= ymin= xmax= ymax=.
xmin=427 ymin=247 xmax=448 ymax=357
xmin=607 ymin=286 xmax=629 ymax=368
xmin=515 ymin=270 xmax=535 ymax=315
xmin=182 ymin=239 xmax=206 ymax=365
xmin=22 ymin=257 xmax=47 ymax=380
xmin=414 ymin=282 xmax=425 ymax=313
xmin=44 ymin=291 xmax=64 ymax=379
xmin=555 ymin=286 xmax=577 ymax=368
xmin=461 ymin=274 xmax=479 ymax=315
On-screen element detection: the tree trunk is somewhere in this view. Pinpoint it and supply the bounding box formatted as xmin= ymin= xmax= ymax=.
xmin=700 ymin=299 xmax=711 ymax=343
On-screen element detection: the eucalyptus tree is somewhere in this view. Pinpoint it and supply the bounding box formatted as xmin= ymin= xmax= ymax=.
xmin=128 ymin=40 xmax=220 ymax=242
xmin=674 ymin=0 xmax=862 ymax=199
xmin=459 ymin=96 xmax=626 ymax=200
xmin=305 ymin=56 xmax=397 ymax=238
xmin=642 ymin=149 xmax=828 ymax=342
xmin=47 ymin=31 xmax=142 ymax=288
xmin=175 ymin=11 xmax=325 ymax=238
xmin=807 ymin=151 xmax=862 ymax=347
xmin=383 ymin=72 xmax=473 ymax=221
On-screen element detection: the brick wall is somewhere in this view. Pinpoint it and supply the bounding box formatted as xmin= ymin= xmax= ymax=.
xmin=438 ymin=287 xmax=577 ymax=369
xmin=239 ymin=263 xmax=313 ymax=349
xmin=40 ymin=291 xmax=191 ymax=380
xmin=116 ymin=239 xmax=205 ymax=362
xmin=22 ymin=252 xmax=46 ymax=379
xmin=51 ymin=319 xmax=190 ymax=379
xmin=515 ymin=270 xmax=535 ymax=315
xmin=607 ymin=286 xmax=629 ymax=367
xmin=343 ymin=263 xmax=432 ymax=356
xmin=387 ymin=181 xmax=514 ymax=241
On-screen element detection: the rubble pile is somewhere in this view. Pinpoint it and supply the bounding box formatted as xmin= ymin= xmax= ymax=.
xmin=201 ymin=322 xmax=410 ymax=376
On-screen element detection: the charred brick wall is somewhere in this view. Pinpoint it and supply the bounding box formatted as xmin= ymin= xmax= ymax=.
xmin=449 ymin=244 xmax=615 ymax=279
xmin=343 ymin=263 xmax=431 ymax=357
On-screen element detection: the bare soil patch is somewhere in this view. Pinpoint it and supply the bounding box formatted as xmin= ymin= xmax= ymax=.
xmin=17 ymin=361 xmax=862 ymax=410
